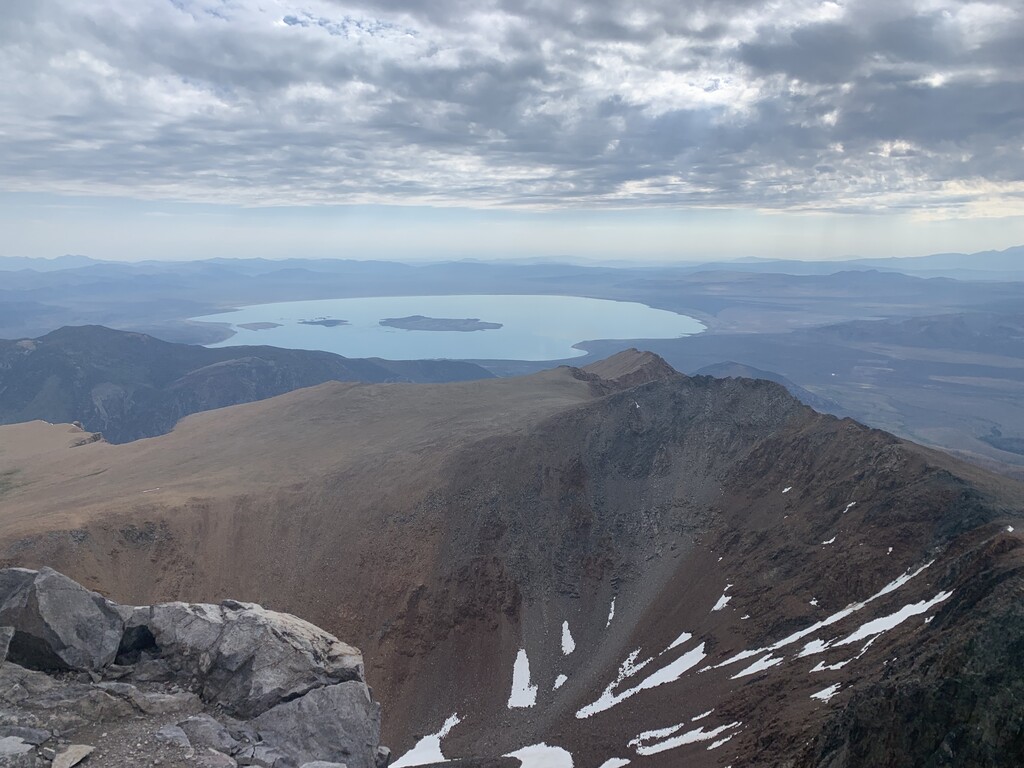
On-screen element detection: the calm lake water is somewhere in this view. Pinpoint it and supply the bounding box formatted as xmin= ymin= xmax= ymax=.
xmin=191 ymin=295 xmax=704 ymax=361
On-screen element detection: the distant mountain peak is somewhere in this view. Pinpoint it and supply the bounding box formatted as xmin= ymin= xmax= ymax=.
xmin=582 ymin=348 xmax=678 ymax=389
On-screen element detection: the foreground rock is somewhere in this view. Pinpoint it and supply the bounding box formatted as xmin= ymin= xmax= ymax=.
xmin=0 ymin=568 xmax=387 ymax=768
xmin=0 ymin=568 xmax=123 ymax=671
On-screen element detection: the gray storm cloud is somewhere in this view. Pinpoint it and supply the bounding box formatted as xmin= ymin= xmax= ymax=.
xmin=1 ymin=0 xmax=1020 ymax=213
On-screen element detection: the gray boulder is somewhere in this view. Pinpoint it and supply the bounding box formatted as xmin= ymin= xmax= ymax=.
xmin=254 ymin=682 xmax=381 ymax=768
xmin=0 ymin=736 xmax=37 ymax=768
xmin=132 ymin=599 xmax=363 ymax=717
xmin=0 ymin=729 xmax=49 ymax=747
xmin=0 ymin=568 xmax=123 ymax=671
xmin=178 ymin=714 xmax=238 ymax=753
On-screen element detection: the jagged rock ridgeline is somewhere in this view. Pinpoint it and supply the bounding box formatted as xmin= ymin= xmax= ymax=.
xmin=0 ymin=567 xmax=388 ymax=768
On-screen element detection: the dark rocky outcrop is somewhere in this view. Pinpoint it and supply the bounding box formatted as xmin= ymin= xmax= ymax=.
xmin=0 ymin=568 xmax=386 ymax=768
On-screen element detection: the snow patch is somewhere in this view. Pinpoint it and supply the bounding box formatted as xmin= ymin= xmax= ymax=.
xmin=606 ymin=598 xmax=616 ymax=628
xmin=809 ymin=598 xmax=819 ymax=607
xmin=561 ymin=621 xmax=576 ymax=655
xmin=1008 ymin=526 xmax=1015 ymax=533
xmin=392 ymin=714 xmax=461 ymax=767
xmin=843 ymin=502 xmax=857 ymax=514
xmin=553 ymin=674 xmax=568 ymax=691
xmin=834 ymin=591 xmax=953 ymax=646
xmin=798 ymin=638 xmax=832 ymax=657
xmin=708 ymin=734 xmax=735 ymax=750
xmin=811 ymin=684 xmax=841 ymax=702
xmin=667 ymin=631 xmax=693 ymax=652
xmin=691 ymin=709 xmax=714 ymax=721
xmin=731 ymin=654 xmax=783 ymax=679
xmin=504 ymin=743 xmax=574 ymax=768
xmin=783 ymin=486 xmax=792 ymax=494
xmin=822 ymin=535 xmax=836 ymax=545
xmin=713 ymin=561 xmax=935 ymax=670
xmin=577 ymin=643 xmax=707 ymax=718
xmin=508 ymin=649 xmax=538 ymax=708
xmin=712 ymin=584 xmax=733 ymax=611
xmin=596 ymin=760 xmax=630 ymax=768
xmin=809 ymin=659 xmax=849 ymax=672
xmin=631 ymin=722 xmax=741 ymax=756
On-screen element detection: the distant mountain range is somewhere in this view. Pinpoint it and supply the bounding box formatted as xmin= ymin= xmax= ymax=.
xmin=0 ymin=325 xmax=492 ymax=442
xmin=1 ymin=243 xmax=1021 ymax=278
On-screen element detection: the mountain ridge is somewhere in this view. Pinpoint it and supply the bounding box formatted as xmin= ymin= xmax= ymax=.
xmin=0 ymin=325 xmax=493 ymax=443
xmin=0 ymin=351 xmax=1021 ymax=766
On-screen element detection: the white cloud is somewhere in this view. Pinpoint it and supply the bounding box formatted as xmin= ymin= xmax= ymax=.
xmin=0 ymin=0 xmax=1020 ymax=215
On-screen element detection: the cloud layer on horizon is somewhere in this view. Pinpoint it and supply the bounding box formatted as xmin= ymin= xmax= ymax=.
xmin=1 ymin=0 xmax=1022 ymax=215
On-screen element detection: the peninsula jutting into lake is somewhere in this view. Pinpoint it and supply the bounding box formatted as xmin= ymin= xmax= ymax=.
xmin=380 ymin=315 xmax=503 ymax=332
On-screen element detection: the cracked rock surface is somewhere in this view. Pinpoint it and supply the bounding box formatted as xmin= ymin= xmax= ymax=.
xmin=0 ymin=568 xmax=387 ymax=768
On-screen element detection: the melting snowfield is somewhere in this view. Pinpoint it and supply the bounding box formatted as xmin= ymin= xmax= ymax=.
xmin=509 ymin=648 xmax=539 ymax=708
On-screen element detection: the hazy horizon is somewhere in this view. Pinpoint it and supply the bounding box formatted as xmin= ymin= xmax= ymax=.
xmin=3 ymin=0 xmax=1022 ymax=263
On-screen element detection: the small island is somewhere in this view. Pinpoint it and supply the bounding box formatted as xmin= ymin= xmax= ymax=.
xmin=298 ymin=318 xmax=349 ymax=327
xmin=379 ymin=315 xmax=503 ymax=332
xmin=238 ymin=322 xmax=283 ymax=331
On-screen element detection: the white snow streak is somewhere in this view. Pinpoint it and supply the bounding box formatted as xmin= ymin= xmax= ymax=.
xmin=631 ymin=722 xmax=742 ymax=756
xmin=504 ymin=743 xmax=574 ymax=768
xmin=561 ymin=621 xmax=576 ymax=655
xmin=731 ymin=654 xmax=784 ymax=679
xmin=707 ymin=734 xmax=735 ymax=750
xmin=783 ymin=486 xmax=792 ymax=494
xmin=843 ymin=502 xmax=857 ymax=514
xmin=712 ymin=584 xmax=733 ymax=611
xmin=596 ymin=760 xmax=630 ymax=768
xmin=713 ymin=561 xmax=935 ymax=670
xmin=553 ymin=674 xmax=568 ymax=691
xmin=691 ymin=709 xmax=714 ymax=721
xmin=667 ymin=631 xmax=693 ymax=652
xmin=834 ymin=591 xmax=953 ymax=646
xmin=508 ymin=649 xmax=538 ymax=708
xmin=606 ymin=598 xmax=616 ymax=628
xmin=811 ymin=684 xmax=842 ymax=702
xmin=821 ymin=535 xmax=837 ymax=545
xmin=576 ymin=643 xmax=707 ymax=718
xmin=809 ymin=659 xmax=849 ymax=672
xmin=392 ymin=714 xmax=461 ymax=767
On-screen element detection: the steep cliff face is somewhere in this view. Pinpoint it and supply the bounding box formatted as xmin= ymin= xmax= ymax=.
xmin=0 ymin=351 xmax=1021 ymax=767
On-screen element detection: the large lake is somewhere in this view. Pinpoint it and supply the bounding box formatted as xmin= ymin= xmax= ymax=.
xmin=191 ymin=295 xmax=704 ymax=361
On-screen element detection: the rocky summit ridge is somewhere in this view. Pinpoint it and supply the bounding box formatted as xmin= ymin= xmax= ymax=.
xmin=0 ymin=567 xmax=388 ymax=768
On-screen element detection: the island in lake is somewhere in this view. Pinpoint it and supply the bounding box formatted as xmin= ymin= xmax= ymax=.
xmin=298 ymin=318 xmax=349 ymax=327
xmin=379 ymin=315 xmax=503 ymax=332
xmin=237 ymin=322 xmax=283 ymax=331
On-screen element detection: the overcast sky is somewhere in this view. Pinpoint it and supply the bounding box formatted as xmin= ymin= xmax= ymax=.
xmin=2 ymin=0 xmax=1022 ymax=261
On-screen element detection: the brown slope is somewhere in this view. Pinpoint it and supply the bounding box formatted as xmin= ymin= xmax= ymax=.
xmin=0 ymin=353 xmax=1022 ymax=768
